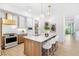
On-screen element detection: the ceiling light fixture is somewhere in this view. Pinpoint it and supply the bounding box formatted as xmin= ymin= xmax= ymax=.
xmin=40 ymin=3 xmax=45 ymax=18
xmin=48 ymin=5 xmax=51 ymax=16
xmin=46 ymin=4 xmax=52 ymax=23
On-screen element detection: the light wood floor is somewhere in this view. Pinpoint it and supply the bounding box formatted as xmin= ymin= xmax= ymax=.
xmin=55 ymin=35 xmax=79 ymax=56
xmin=1 ymin=35 xmax=79 ymax=56
xmin=2 ymin=43 xmax=25 ymax=56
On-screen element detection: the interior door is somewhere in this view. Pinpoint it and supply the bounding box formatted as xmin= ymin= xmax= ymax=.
xmin=0 ymin=18 xmax=2 ymax=55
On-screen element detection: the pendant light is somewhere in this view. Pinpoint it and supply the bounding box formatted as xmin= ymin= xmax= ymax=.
xmin=48 ymin=5 xmax=51 ymax=16
xmin=46 ymin=4 xmax=52 ymax=23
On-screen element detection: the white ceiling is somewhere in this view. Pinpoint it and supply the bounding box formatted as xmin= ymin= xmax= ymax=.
xmin=1 ymin=3 xmax=79 ymax=17
xmin=10 ymin=3 xmax=53 ymax=17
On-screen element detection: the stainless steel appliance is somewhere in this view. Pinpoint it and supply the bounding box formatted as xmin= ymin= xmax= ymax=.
xmin=4 ymin=33 xmax=17 ymax=49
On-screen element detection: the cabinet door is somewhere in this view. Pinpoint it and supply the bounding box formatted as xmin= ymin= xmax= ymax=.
xmin=27 ymin=17 xmax=34 ymax=35
xmin=32 ymin=41 xmax=41 ymax=56
xmin=12 ymin=15 xmax=18 ymax=27
xmin=0 ymin=19 xmax=2 ymax=55
xmin=18 ymin=35 xmax=25 ymax=44
xmin=19 ymin=16 xmax=26 ymax=28
xmin=27 ymin=17 xmax=33 ymax=27
xmin=24 ymin=39 xmax=32 ymax=56
xmin=24 ymin=39 xmax=42 ymax=56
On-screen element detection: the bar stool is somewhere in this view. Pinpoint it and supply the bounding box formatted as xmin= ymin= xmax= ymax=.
xmin=42 ymin=39 xmax=52 ymax=56
xmin=54 ymin=36 xmax=59 ymax=51
xmin=51 ymin=38 xmax=56 ymax=55
xmin=52 ymin=36 xmax=59 ymax=54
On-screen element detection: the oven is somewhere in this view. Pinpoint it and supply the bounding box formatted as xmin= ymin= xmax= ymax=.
xmin=4 ymin=33 xmax=18 ymax=49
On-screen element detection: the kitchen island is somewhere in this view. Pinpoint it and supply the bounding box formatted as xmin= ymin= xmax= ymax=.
xmin=23 ymin=33 xmax=56 ymax=56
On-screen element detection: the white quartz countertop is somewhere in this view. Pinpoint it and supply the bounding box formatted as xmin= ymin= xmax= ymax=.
xmin=23 ymin=33 xmax=56 ymax=43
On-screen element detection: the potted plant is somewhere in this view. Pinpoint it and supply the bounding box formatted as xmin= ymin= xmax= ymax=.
xmin=44 ymin=22 xmax=50 ymax=37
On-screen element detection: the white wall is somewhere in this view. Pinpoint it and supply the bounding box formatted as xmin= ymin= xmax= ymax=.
xmin=74 ymin=15 xmax=79 ymax=31
xmin=53 ymin=15 xmax=65 ymax=42
xmin=52 ymin=3 xmax=79 ymax=42
xmin=0 ymin=4 xmax=30 ymax=17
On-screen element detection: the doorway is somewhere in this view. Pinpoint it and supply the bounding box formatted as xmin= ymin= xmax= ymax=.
xmin=65 ymin=23 xmax=74 ymax=35
xmin=65 ymin=16 xmax=74 ymax=41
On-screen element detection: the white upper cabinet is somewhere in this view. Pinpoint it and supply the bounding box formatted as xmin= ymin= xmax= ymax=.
xmin=27 ymin=17 xmax=33 ymax=27
xmin=18 ymin=16 xmax=27 ymax=28
xmin=27 ymin=17 xmax=37 ymax=35
xmin=12 ymin=14 xmax=27 ymax=28
xmin=12 ymin=14 xmax=18 ymax=27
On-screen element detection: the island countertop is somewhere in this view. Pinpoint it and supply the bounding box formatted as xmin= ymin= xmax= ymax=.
xmin=23 ymin=33 xmax=56 ymax=43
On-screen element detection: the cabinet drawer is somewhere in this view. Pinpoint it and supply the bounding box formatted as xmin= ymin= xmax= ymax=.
xmin=18 ymin=34 xmax=27 ymax=44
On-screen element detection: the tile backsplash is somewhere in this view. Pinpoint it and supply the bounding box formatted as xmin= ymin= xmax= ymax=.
xmin=2 ymin=25 xmax=17 ymax=34
xmin=17 ymin=28 xmax=27 ymax=34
